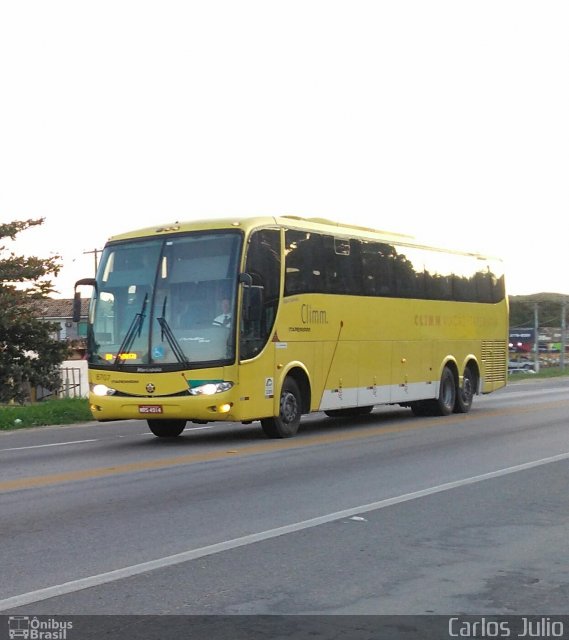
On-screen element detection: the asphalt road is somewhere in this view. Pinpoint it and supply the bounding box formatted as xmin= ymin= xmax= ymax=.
xmin=1 ymin=377 xmax=568 ymax=620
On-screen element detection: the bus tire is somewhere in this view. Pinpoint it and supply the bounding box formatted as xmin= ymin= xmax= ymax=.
xmin=454 ymin=366 xmax=476 ymax=414
xmin=261 ymin=377 xmax=302 ymax=438
xmin=147 ymin=419 xmax=186 ymax=438
xmin=435 ymin=366 xmax=456 ymax=416
xmin=412 ymin=367 xmax=456 ymax=417
xmin=325 ymin=406 xmax=374 ymax=418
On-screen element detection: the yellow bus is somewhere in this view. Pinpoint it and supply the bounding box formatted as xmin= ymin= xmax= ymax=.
xmin=73 ymin=215 xmax=508 ymax=438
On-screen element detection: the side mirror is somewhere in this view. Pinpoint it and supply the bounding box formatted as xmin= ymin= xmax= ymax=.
xmin=239 ymin=273 xmax=264 ymax=325
xmin=72 ymin=292 xmax=83 ymax=323
xmin=75 ymin=278 xmax=97 ymax=288
xmin=73 ymin=278 xmax=96 ymax=322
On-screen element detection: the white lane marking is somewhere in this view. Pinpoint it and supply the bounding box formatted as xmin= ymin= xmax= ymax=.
xmin=0 ymin=425 xmax=217 ymax=450
xmin=1 ymin=449 xmax=568 ymax=611
xmin=0 ymin=440 xmax=98 ymax=453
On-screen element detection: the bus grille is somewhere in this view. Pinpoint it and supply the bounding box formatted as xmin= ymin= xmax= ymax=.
xmin=481 ymin=340 xmax=507 ymax=383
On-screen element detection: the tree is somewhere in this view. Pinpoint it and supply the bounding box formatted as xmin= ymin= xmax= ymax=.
xmin=0 ymin=218 xmax=70 ymax=403
xmin=509 ymin=293 xmax=569 ymax=328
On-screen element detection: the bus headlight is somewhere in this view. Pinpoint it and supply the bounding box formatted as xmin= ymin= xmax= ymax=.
xmin=188 ymin=381 xmax=233 ymax=396
xmin=92 ymin=384 xmax=116 ymax=396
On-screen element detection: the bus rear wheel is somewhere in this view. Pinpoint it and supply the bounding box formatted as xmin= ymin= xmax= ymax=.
xmin=454 ymin=366 xmax=476 ymax=413
xmin=410 ymin=367 xmax=456 ymax=417
xmin=147 ymin=419 xmax=187 ymax=438
xmin=261 ymin=377 xmax=302 ymax=438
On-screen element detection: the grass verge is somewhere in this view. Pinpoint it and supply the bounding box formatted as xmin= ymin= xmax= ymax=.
xmin=0 ymin=398 xmax=92 ymax=431
xmin=508 ymin=366 xmax=569 ymax=381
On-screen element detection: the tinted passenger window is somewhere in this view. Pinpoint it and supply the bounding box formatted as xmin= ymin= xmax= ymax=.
xmin=322 ymin=235 xmax=360 ymax=294
xmin=360 ymin=241 xmax=395 ymax=296
xmin=392 ymin=246 xmax=425 ymax=299
xmin=285 ymin=231 xmax=360 ymax=296
xmin=283 ymin=229 xmax=504 ymax=304
xmin=285 ymin=230 xmax=325 ymax=295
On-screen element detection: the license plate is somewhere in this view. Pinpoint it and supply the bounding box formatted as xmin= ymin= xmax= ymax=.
xmin=138 ymin=405 xmax=163 ymax=414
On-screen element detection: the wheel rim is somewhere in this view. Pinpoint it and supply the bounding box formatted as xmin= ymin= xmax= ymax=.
xmin=281 ymin=391 xmax=299 ymax=424
xmin=441 ymin=373 xmax=455 ymax=410
xmin=442 ymin=378 xmax=453 ymax=406
xmin=462 ymin=375 xmax=473 ymax=404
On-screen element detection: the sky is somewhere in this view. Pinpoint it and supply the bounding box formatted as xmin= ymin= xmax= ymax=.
xmin=1 ymin=1 xmax=568 ymax=298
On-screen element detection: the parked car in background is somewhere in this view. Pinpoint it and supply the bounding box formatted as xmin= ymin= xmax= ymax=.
xmin=508 ymin=363 xmax=536 ymax=375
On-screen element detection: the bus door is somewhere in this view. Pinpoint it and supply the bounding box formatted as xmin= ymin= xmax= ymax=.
xmin=237 ymin=228 xmax=282 ymax=421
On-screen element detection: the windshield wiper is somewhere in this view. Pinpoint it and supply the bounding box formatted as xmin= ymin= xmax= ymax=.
xmin=157 ymin=296 xmax=190 ymax=366
xmin=114 ymin=293 xmax=148 ymax=367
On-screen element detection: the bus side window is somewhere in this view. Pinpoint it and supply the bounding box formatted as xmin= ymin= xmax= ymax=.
xmin=360 ymin=241 xmax=395 ymax=297
xmin=321 ymin=235 xmax=360 ymax=295
xmin=393 ymin=247 xmax=425 ymax=299
xmin=285 ymin=230 xmax=323 ymax=294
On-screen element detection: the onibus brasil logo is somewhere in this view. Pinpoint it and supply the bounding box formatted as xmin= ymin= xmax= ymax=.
xmin=7 ymin=616 xmax=73 ymax=640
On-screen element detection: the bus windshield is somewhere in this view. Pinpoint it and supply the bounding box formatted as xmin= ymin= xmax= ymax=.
xmin=89 ymin=230 xmax=242 ymax=369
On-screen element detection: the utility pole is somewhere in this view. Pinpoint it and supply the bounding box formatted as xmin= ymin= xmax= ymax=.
xmin=83 ymin=248 xmax=100 ymax=276
xmin=561 ymin=300 xmax=567 ymax=371
xmin=534 ymin=302 xmax=540 ymax=373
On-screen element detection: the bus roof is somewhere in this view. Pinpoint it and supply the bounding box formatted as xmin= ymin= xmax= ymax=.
xmin=107 ymin=215 xmax=500 ymax=261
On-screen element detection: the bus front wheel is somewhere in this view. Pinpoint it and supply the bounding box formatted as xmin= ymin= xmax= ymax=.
xmin=147 ymin=419 xmax=187 ymax=438
xmin=261 ymin=377 xmax=302 ymax=438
